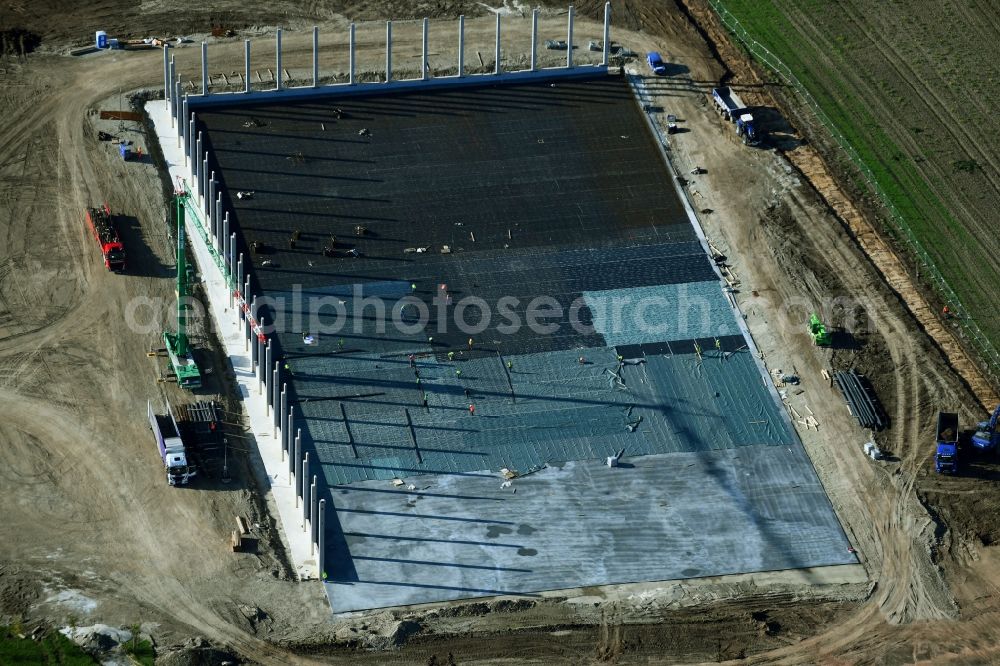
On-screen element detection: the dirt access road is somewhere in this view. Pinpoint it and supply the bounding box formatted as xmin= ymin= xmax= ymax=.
xmin=2 ymin=1 xmax=1000 ymax=664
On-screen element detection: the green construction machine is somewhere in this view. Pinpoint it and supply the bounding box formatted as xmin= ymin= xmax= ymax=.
xmin=163 ymin=192 xmax=202 ymax=389
xmin=808 ymin=313 xmax=831 ymax=346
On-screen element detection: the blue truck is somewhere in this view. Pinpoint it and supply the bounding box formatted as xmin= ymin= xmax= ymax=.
xmin=711 ymin=87 xmax=762 ymax=146
xmin=736 ymin=113 xmax=762 ymax=147
xmin=972 ymin=405 xmax=1000 ymax=453
xmin=935 ymin=412 xmax=960 ymax=474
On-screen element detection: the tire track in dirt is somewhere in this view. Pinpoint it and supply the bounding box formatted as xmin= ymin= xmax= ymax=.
xmin=773 ymin=0 xmax=980 ymax=236
xmin=0 ymin=389 xmax=315 ymax=664
xmin=2 ymin=39 xmax=412 ymax=661
xmin=966 ymin=0 xmax=1000 ymax=38
xmin=836 ymin=0 xmax=1000 ymax=258
xmin=739 ymin=175 xmax=962 ymax=665
xmin=0 ymin=53 xmax=287 ymax=658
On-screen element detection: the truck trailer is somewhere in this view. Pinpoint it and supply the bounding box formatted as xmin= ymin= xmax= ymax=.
xmin=85 ymin=204 xmax=125 ymax=272
xmin=935 ymin=411 xmax=960 ymax=474
xmin=712 ymin=87 xmax=763 ymax=146
xmin=148 ymin=400 xmax=196 ymax=486
xmin=712 ymin=86 xmax=748 ymax=121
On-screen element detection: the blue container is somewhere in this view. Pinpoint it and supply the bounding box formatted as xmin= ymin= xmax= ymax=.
xmin=96 ymin=31 xmax=108 ymax=49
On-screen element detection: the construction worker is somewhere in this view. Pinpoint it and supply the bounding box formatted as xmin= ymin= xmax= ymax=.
xmin=579 ymin=356 xmax=586 ymax=365
xmin=427 ymin=336 xmax=434 ymax=344
xmin=447 ymin=351 xmax=455 ymax=361
xmin=408 ymin=354 xmax=416 ymax=368
xmin=506 ymin=360 xmax=513 ymax=371
xmin=467 ymin=338 xmax=474 ymax=350
xmin=411 ymin=283 xmax=417 ymax=292
xmin=469 ymin=404 xmax=476 ymax=416
xmin=283 ymin=361 xmax=293 ymax=376
xmin=456 ymin=369 xmax=462 ymax=377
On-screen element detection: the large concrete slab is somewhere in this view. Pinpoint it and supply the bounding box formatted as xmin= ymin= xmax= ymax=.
xmin=296 ymin=346 xmax=798 ymax=487
xmin=323 ymin=446 xmax=856 ymax=612
xmin=188 ymin=75 xmax=857 ymax=613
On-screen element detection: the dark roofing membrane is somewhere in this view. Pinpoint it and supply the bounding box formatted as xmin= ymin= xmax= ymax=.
xmin=195 ymin=75 xmax=855 ymax=612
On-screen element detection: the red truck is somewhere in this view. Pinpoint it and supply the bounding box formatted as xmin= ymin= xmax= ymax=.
xmin=86 ymin=204 xmax=125 ymax=272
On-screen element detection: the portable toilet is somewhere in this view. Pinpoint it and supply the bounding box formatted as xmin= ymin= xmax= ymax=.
xmin=96 ymin=30 xmax=108 ymax=49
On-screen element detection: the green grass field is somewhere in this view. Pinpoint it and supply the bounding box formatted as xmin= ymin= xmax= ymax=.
xmin=0 ymin=626 xmax=96 ymax=665
xmin=713 ymin=0 xmax=1000 ymax=367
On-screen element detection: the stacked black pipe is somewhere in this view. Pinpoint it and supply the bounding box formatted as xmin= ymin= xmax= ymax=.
xmin=834 ymin=370 xmax=886 ymax=430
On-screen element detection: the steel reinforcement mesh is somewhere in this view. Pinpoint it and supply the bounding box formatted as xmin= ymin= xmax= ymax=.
xmin=196 ymin=77 xmax=854 ymax=612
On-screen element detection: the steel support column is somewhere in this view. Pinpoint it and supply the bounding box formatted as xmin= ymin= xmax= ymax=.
xmin=264 ymin=339 xmax=272 ymax=407
xmin=258 ymin=336 xmax=266 ymax=393
xmin=214 ymin=195 xmax=222 ymax=249
xmin=200 ymin=152 xmax=207 ymax=203
xmin=312 ymin=26 xmax=319 ymax=86
xmin=292 ymin=429 xmax=301 ymax=485
xmin=530 ymin=9 xmax=538 ymax=71
xmin=173 ymin=79 xmax=181 ymax=133
xmin=308 ymin=478 xmax=317 ymax=544
xmin=318 ymin=499 xmax=326 ymax=578
xmin=302 ymin=453 xmax=310 ymax=522
xmin=385 ymin=21 xmax=392 ymax=82
xmin=567 ymin=5 xmax=574 ymax=68
xmin=280 ymin=386 xmax=288 ymax=453
xmin=186 ymin=115 xmax=194 ymax=168
xmin=457 ymin=15 xmax=465 ymax=77
xmin=602 ymin=2 xmax=611 ymax=66
xmin=422 ymin=18 xmax=429 ymax=80
xmin=201 ymin=42 xmax=208 ymax=94
xmin=311 ymin=482 xmax=320 ymax=550
xmin=245 ymin=280 xmax=252 ymax=351
xmin=250 ymin=299 xmax=259 ymax=370
xmin=349 ymin=23 xmax=356 ymax=85
xmin=223 ymin=214 xmax=230 ymax=265
xmin=168 ymin=57 xmax=175 ymax=123
xmin=494 ymin=13 xmax=501 ymax=75
xmin=276 ymin=27 xmax=283 ymax=90
xmin=272 ymin=364 xmax=280 ymax=435
xmin=244 ymin=40 xmax=251 ymax=93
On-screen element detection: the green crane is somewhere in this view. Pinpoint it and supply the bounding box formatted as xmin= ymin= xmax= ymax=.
xmin=808 ymin=313 xmax=831 ymax=346
xmin=163 ymin=192 xmax=202 ymax=389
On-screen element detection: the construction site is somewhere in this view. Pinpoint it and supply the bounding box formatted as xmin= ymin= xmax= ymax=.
xmin=2 ymin=1 xmax=1000 ymax=664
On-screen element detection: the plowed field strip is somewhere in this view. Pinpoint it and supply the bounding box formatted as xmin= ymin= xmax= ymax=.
xmin=715 ymin=0 xmax=1000 ymax=370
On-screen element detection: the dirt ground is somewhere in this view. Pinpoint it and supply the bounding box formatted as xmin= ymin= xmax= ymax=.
xmin=2 ymin=1 xmax=1000 ymax=664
